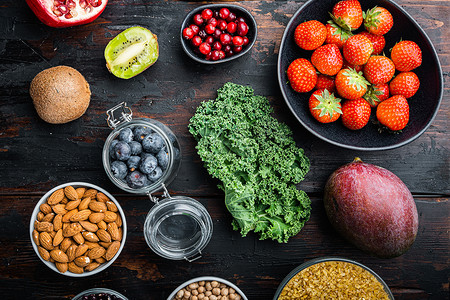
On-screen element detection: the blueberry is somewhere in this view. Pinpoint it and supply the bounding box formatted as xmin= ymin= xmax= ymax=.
xmin=114 ymin=141 xmax=131 ymax=161
xmin=109 ymin=139 xmax=119 ymax=159
xmin=127 ymin=155 xmax=141 ymax=171
xmin=153 ymin=121 xmax=177 ymax=145
xmin=118 ymin=127 xmax=134 ymax=143
xmin=147 ymin=166 xmax=163 ymax=182
xmin=142 ymin=132 xmax=165 ymax=153
xmin=128 ymin=141 xmax=142 ymax=155
xmin=156 ymin=149 xmax=169 ymax=170
xmin=111 ymin=160 xmax=127 ymax=179
xmin=126 ymin=170 xmax=149 ymax=189
xmin=139 ymin=154 xmax=158 ymax=174
xmin=133 ymin=126 xmax=153 ymax=142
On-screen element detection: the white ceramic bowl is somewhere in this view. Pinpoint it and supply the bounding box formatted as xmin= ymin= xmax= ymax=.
xmin=29 ymin=182 xmax=127 ymax=277
xmin=72 ymin=287 xmax=128 ymax=299
xmin=167 ymin=276 xmax=248 ymax=300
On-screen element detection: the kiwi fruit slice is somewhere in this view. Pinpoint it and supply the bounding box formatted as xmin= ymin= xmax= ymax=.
xmin=105 ymin=26 xmax=159 ymax=79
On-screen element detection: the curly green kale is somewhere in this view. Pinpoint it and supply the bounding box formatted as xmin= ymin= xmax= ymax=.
xmin=189 ymin=83 xmax=311 ymax=243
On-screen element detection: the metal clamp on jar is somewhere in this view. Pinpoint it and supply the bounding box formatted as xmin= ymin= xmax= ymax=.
xmin=102 ymin=102 xmax=213 ymax=262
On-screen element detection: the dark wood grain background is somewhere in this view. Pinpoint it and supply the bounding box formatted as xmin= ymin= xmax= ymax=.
xmin=0 ymin=0 xmax=448 ymax=299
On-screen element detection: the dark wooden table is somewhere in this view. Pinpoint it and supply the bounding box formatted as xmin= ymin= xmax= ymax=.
xmin=0 ymin=0 xmax=448 ymax=299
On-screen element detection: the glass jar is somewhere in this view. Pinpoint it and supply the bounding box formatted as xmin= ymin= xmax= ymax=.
xmin=102 ymin=102 xmax=213 ymax=262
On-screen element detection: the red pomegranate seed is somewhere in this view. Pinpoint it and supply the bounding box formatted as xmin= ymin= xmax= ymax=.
xmin=79 ymin=0 xmax=88 ymax=8
xmin=89 ymin=0 xmax=102 ymax=7
xmin=58 ymin=5 xmax=69 ymax=14
xmin=64 ymin=12 xmax=73 ymax=19
xmin=66 ymin=0 xmax=76 ymax=9
xmin=52 ymin=7 xmax=63 ymax=16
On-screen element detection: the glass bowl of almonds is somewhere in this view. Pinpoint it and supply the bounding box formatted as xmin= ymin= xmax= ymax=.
xmin=29 ymin=182 xmax=127 ymax=277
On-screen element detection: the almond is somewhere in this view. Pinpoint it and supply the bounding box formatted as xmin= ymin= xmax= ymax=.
xmin=84 ymin=241 xmax=100 ymax=249
xmin=89 ymin=212 xmax=104 ymax=223
xmin=53 ymin=229 xmax=64 ymax=246
xmin=99 ymin=241 xmax=112 ymax=248
xmin=60 ymin=237 xmax=72 ymax=252
xmin=65 ymin=199 xmax=80 ymax=211
xmin=106 ymin=201 xmax=118 ymax=212
xmin=107 ymin=222 xmax=121 ymax=241
xmin=42 ymin=212 xmax=55 ymax=223
xmin=79 ymin=221 xmax=98 ymax=232
xmin=70 ymin=209 xmax=91 ymax=222
xmin=96 ymin=192 xmax=109 ymax=203
xmin=75 ymin=244 xmax=89 ymax=257
xmin=64 ymin=186 xmax=79 ymax=201
xmin=73 ymin=232 xmax=85 ymax=244
xmin=68 ymin=262 xmax=84 ymax=274
xmin=55 ymin=262 xmax=68 ymax=273
xmin=82 ymin=231 xmax=99 ymax=243
xmin=40 ymin=203 xmax=53 ymax=215
xmin=103 ymin=211 xmax=117 ymax=223
xmin=105 ymin=241 xmax=120 ymax=261
xmin=118 ymin=227 xmax=123 ymax=241
xmin=79 ymin=197 xmax=91 ymax=210
xmin=47 ymin=189 xmax=64 ymax=205
xmin=89 ymin=201 xmax=107 ymax=212
xmin=50 ymin=249 xmax=69 ymax=263
xmin=95 ymin=257 xmax=106 ymax=264
xmin=98 ymin=220 xmax=107 ymax=230
xmin=49 ymin=230 xmax=56 ymax=238
xmin=96 ymin=229 xmax=112 ymax=243
xmin=37 ymin=211 xmax=44 ymax=222
xmin=85 ymin=262 xmax=101 ymax=272
xmin=83 ymin=189 xmax=97 ymax=199
xmin=76 ymin=187 xmax=86 ymax=199
xmin=63 ymin=223 xmax=82 ymax=237
xmin=62 ymin=222 xmax=69 ymax=230
xmin=67 ymin=244 xmax=77 ymax=262
xmin=115 ymin=215 xmax=123 ymax=227
xmin=53 ymin=214 xmax=63 ymax=231
xmin=75 ymin=256 xmax=91 ymax=267
xmin=60 ymin=197 xmax=69 ymax=205
xmin=35 ymin=221 xmax=54 ymax=232
xmin=88 ymin=246 xmax=106 ymax=260
xmin=32 ymin=230 xmax=40 ymax=246
xmin=38 ymin=246 xmax=50 ymax=261
xmin=52 ymin=204 xmax=67 ymax=215
xmin=62 ymin=209 xmax=78 ymax=223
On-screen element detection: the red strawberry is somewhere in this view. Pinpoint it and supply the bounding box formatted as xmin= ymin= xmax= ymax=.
xmin=335 ymin=68 xmax=370 ymax=100
xmin=391 ymin=40 xmax=422 ymax=71
xmin=376 ymin=95 xmax=409 ymax=131
xmin=309 ymin=89 xmax=342 ymax=123
xmin=363 ymin=83 xmax=389 ymax=107
xmin=359 ymin=31 xmax=385 ymax=55
xmin=389 ymin=71 xmax=420 ymax=98
xmin=287 ymin=58 xmax=317 ymax=93
xmin=330 ymin=0 xmax=363 ymax=31
xmin=315 ymin=74 xmax=336 ymax=93
xmin=363 ymin=6 xmax=394 ymax=35
xmin=341 ymin=98 xmax=371 ymax=130
xmin=311 ymin=44 xmax=343 ymax=76
xmin=294 ymin=20 xmax=327 ymax=50
xmin=363 ymin=55 xmax=395 ymax=84
xmin=343 ymin=34 xmax=373 ymax=66
xmin=342 ymin=58 xmax=363 ymax=73
xmin=325 ymin=20 xmax=352 ymax=49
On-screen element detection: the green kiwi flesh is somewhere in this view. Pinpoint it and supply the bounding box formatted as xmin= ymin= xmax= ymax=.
xmin=105 ymin=26 xmax=159 ymax=79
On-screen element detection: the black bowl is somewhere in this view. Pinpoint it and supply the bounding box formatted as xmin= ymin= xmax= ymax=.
xmin=277 ymin=0 xmax=443 ymax=151
xmin=180 ymin=4 xmax=257 ymax=64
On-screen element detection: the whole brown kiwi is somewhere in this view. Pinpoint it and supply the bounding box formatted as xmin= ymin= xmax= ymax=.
xmin=30 ymin=66 xmax=91 ymax=124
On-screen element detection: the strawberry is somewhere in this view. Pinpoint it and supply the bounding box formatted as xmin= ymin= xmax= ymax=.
xmin=311 ymin=44 xmax=343 ymax=76
xmin=363 ymin=6 xmax=394 ymax=36
xmin=294 ymin=20 xmax=327 ymax=50
xmin=325 ymin=20 xmax=352 ymax=49
xmin=363 ymin=83 xmax=389 ymax=107
xmin=391 ymin=40 xmax=422 ymax=71
xmin=309 ymin=89 xmax=342 ymax=123
xmin=376 ymin=95 xmax=409 ymax=131
xmin=330 ymin=0 xmax=363 ymax=31
xmin=342 ymin=58 xmax=363 ymax=73
xmin=335 ymin=68 xmax=370 ymax=100
xmin=358 ymin=31 xmax=385 ymax=55
xmin=389 ymin=71 xmax=420 ymax=98
xmin=287 ymin=58 xmax=318 ymax=93
xmin=341 ymin=98 xmax=371 ymax=130
xmin=343 ymin=34 xmax=373 ymax=66
xmin=363 ymin=55 xmax=395 ymax=84
xmin=315 ymin=74 xmax=336 ymax=93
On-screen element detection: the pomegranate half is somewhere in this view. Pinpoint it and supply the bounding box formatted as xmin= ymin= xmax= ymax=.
xmin=26 ymin=0 xmax=108 ymax=28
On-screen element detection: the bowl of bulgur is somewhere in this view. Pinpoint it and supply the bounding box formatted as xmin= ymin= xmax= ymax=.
xmin=273 ymin=257 xmax=394 ymax=299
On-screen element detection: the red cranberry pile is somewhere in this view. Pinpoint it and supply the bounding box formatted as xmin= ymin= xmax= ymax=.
xmin=183 ymin=7 xmax=251 ymax=61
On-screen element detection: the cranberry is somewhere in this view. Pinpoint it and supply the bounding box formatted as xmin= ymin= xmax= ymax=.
xmin=207 ymin=17 xmax=217 ymax=27
xmin=242 ymin=36 xmax=249 ymax=46
xmin=223 ymin=45 xmax=231 ymax=52
xmin=205 ymin=51 xmax=212 ymax=60
xmin=201 ymin=9 xmax=213 ymax=21
xmin=213 ymin=10 xmax=220 ymax=18
xmin=193 ymin=14 xmax=203 ymax=26
xmin=218 ymin=50 xmax=226 ymax=59
xmin=220 ymin=33 xmax=232 ymax=45
xmin=205 ymin=23 xmax=215 ymax=35
xmin=237 ymin=22 xmax=248 ymax=36
xmin=213 ymin=28 xmax=222 ymax=40
xmin=199 ymin=42 xmax=211 ymax=55
xmin=233 ymin=46 xmax=243 ymax=53
xmin=211 ymin=50 xmax=220 ymax=61
xmin=219 ymin=8 xmax=230 ymax=20
xmin=213 ymin=41 xmax=222 ymax=51
xmin=226 ymin=12 xmax=236 ymax=22
xmin=205 ymin=36 xmax=214 ymax=44
xmin=225 ymin=49 xmax=234 ymax=57
xmin=218 ymin=19 xmax=228 ymax=31
xmin=191 ymin=35 xmax=202 ymax=47
xmin=198 ymin=29 xmax=207 ymax=39
xmin=232 ymin=36 xmax=244 ymax=46
xmin=183 ymin=27 xmax=194 ymax=40
xmin=237 ymin=17 xmax=246 ymax=24
xmin=226 ymin=22 xmax=237 ymax=34
xmin=190 ymin=24 xmax=200 ymax=35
